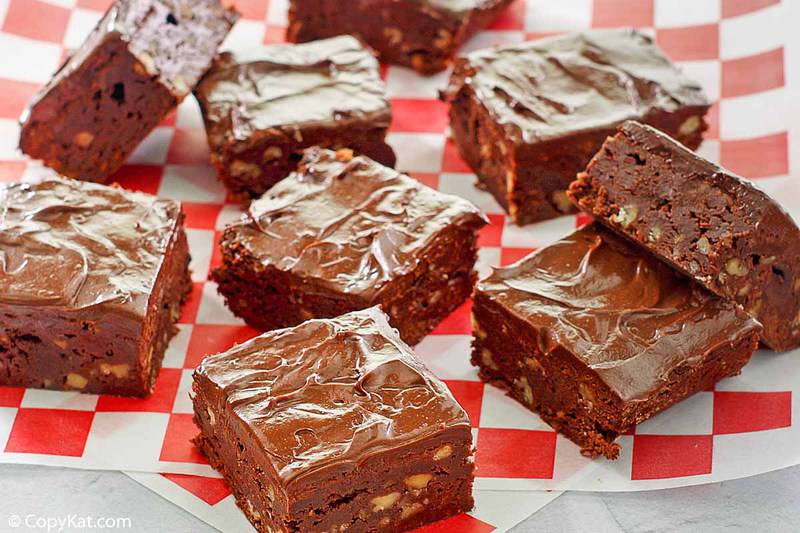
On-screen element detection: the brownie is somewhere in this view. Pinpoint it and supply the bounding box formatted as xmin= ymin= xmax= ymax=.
xmin=287 ymin=0 xmax=513 ymax=74
xmin=193 ymin=307 xmax=474 ymax=532
xmin=471 ymin=223 xmax=761 ymax=459
xmin=569 ymin=121 xmax=800 ymax=351
xmin=443 ymin=28 xmax=711 ymax=225
xmin=0 ymin=177 xmax=191 ymax=397
xmin=19 ymin=0 xmax=238 ymax=182
xmin=195 ymin=36 xmax=396 ymax=202
xmin=212 ymin=147 xmax=487 ymax=345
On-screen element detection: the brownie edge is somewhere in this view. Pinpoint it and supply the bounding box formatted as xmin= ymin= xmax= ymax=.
xmin=569 ymin=121 xmax=800 ymax=351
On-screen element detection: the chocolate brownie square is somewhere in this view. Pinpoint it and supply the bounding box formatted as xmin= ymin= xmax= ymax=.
xmin=443 ymin=28 xmax=710 ymax=225
xmin=287 ymin=0 xmax=514 ymax=74
xmin=193 ymin=307 xmax=475 ymax=532
xmin=195 ymin=35 xmax=396 ymax=202
xmin=0 ymin=177 xmax=191 ymax=397
xmin=569 ymin=120 xmax=800 ymax=351
xmin=471 ymin=223 xmax=761 ymax=459
xmin=19 ymin=0 xmax=238 ymax=182
xmin=212 ymin=147 xmax=487 ymax=345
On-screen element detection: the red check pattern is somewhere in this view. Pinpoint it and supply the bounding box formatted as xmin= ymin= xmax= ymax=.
xmin=0 ymin=0 xmax=798 ymax=523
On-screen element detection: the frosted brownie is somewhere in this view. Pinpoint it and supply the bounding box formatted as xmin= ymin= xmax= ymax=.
xmin=472 ymin=223 xmax=761 ymax=458
xmin=443 ymin=28 xmax=710 ymax=224
xmin=193 ymin=307 xmax=475 ymax=532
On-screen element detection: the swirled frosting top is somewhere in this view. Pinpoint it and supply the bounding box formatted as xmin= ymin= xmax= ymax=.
xmin=0 ymin=177 xmax=182 ymax=316
xmin=445 ymin=28 xmax=709 ymax=143
xmin=195 ymin=307 xmax=470 ymax=484
xmin=477 ymin=223 xmax=761 ymax=401
xmin=225 ymin=148 xmax=487 ymax=299
xmin=195 ymin=35 xmax=391 ymax=143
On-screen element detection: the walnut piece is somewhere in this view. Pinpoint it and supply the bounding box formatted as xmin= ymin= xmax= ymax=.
xmin=678 ymin=116 xmax=701 ymax=137
xmin=433 ymin=444 xmax=453 ymax=461
xmin=611 ymin=204 xmax=638 ymax=228
xmin=383 ymin=27 xmax=403 ymax=46
xmin=433 ymin=29 xmax=452 ymax=49
xmin=401 ymin=502 xmax=424 ymax=520
xmin=73 ymin=131 xmax=94 ymax=149
xmin=514 ymin=376 xmax=534 ymax=405
xmin=262 ymin=146 xmax=283 ymax=162
xmin=551 ymin=190 xmax=573 ymax=213
xmin=66 ymin=373 xmax=88 ymax=389
xmin=404 ymin=474 xmax=432 ymax=490
xmin=726 ymin=258 xmax=748 ymax=276
xmin=99 ymin=363 xmax=130 ymax=379
xmin=230 ymin=160 xmax=261 ymax=180
xmin=371 ymin=492 xmax=401 ymax=512
xmin=335 ymin=148 xmax=354 ymax=162
xmin=481 ymin=348 xmax=498 ymax=370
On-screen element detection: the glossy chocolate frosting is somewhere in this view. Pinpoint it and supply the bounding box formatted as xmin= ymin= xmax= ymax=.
xmin=227 ymin=148 xmax=487 ymax=298
xmin=195 ymin=307 xmax=470 ymax=483
xmin=478 ymin=223 xmax=761 ymax=401
xmin=445 ymin=28 xmax=709 ymax=143
xmin=0 ymin=177 xmax=182 ymax=317
xmin=195 ymin=35 xmax=391 ymax=144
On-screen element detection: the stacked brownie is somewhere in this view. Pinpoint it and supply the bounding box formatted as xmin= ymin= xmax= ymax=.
xmin=195 ymin=36 xmax=396 ymax=202
xmin=19 ymin=0 xmax=238 ymax=182
xmin=570 ymin=121 xmax=800 ymax=351
xmin=212 ymin=147 xmax=487 ymax=345
xmin=443 ymin=28 xmax=710 ymax=224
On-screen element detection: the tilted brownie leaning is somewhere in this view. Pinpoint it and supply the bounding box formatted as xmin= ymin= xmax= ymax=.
xmin=569 ymin=121 xmax=800 ymax=351
xmin=0 ymin=177 xmax=191 ymax=397
xmin=195 ymin=35 xmax=396 ymax=202
xmin=443 ymin=28 xmax=710 ymax=225
xmin=287 ymin=0 xmax=514 ymax=74
xmin=193 ymin=307 xmax=475 ymax=532
xmin=212 ymin=147 xmax=487 ymax=345
xmin=19 ymin=0 xmax=238 ymax=182
xmin=471 ymin=223 xmax=761 ymax=459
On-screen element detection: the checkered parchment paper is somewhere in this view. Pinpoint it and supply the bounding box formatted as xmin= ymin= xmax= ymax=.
xmin=1 ymin=0 xmax=800 ymax=530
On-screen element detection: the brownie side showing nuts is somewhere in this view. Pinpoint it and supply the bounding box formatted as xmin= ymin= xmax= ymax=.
xmin=0 ymin=178 xmax=191 ymax=397
xmin=192 ymin=307 xmax=474 ymax=532
xmin=443 ymin=28 xmax=710 ymax=225
xmin=211 ymin=147 xmax=487 ymax=345
xmin=194 ymin=36 xmax=396 ymax=202
xmin=472 ymin=223 xmax=761 ymax=459
xmin=569 ymin=120 xmax=800 ymax=351
xmin=287 ymin=0 xmax=514 ymax=74
xmin=19 ymin=0 xmax=238 ymax=182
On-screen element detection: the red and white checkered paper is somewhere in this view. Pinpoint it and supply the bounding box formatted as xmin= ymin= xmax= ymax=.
xmin=1 ymin=1 xmax=799 ymax=527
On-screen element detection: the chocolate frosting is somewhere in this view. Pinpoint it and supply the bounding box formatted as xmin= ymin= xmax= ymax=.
xmin=478 ymin=223 xmax=761 ymax=401
xmin=22 ymin=0 xmax=237 ymax=119
xmin=445 ymin=28 xmax=709 ymax=143
xmin=0 ymin=177 xmax=182 ymax=317
xmin=196 ymin=307 xmax=470 ymax=483
xmin=227 ymin=148 xmax=487 ymax=298
xmin=195 ymin=36 xmax=392 ymax=144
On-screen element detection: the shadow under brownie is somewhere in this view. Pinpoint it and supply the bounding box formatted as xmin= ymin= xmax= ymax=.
xmin=569 ymin=121 xmax=800 ymax=351
xmin=212 ymin=147 xmax=487 ymax=345
xmin=443 ymin=28 xmax=710 ymax=225
xmin=0 ymin=177 xmax=190 ymax=397
xmin=192 ymin=307 xmax=475 ymax=532
xmin=195 ymin=35 xmax=396 ymax=203
xmin=471 ymin=223 xmax=761 ymax=459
